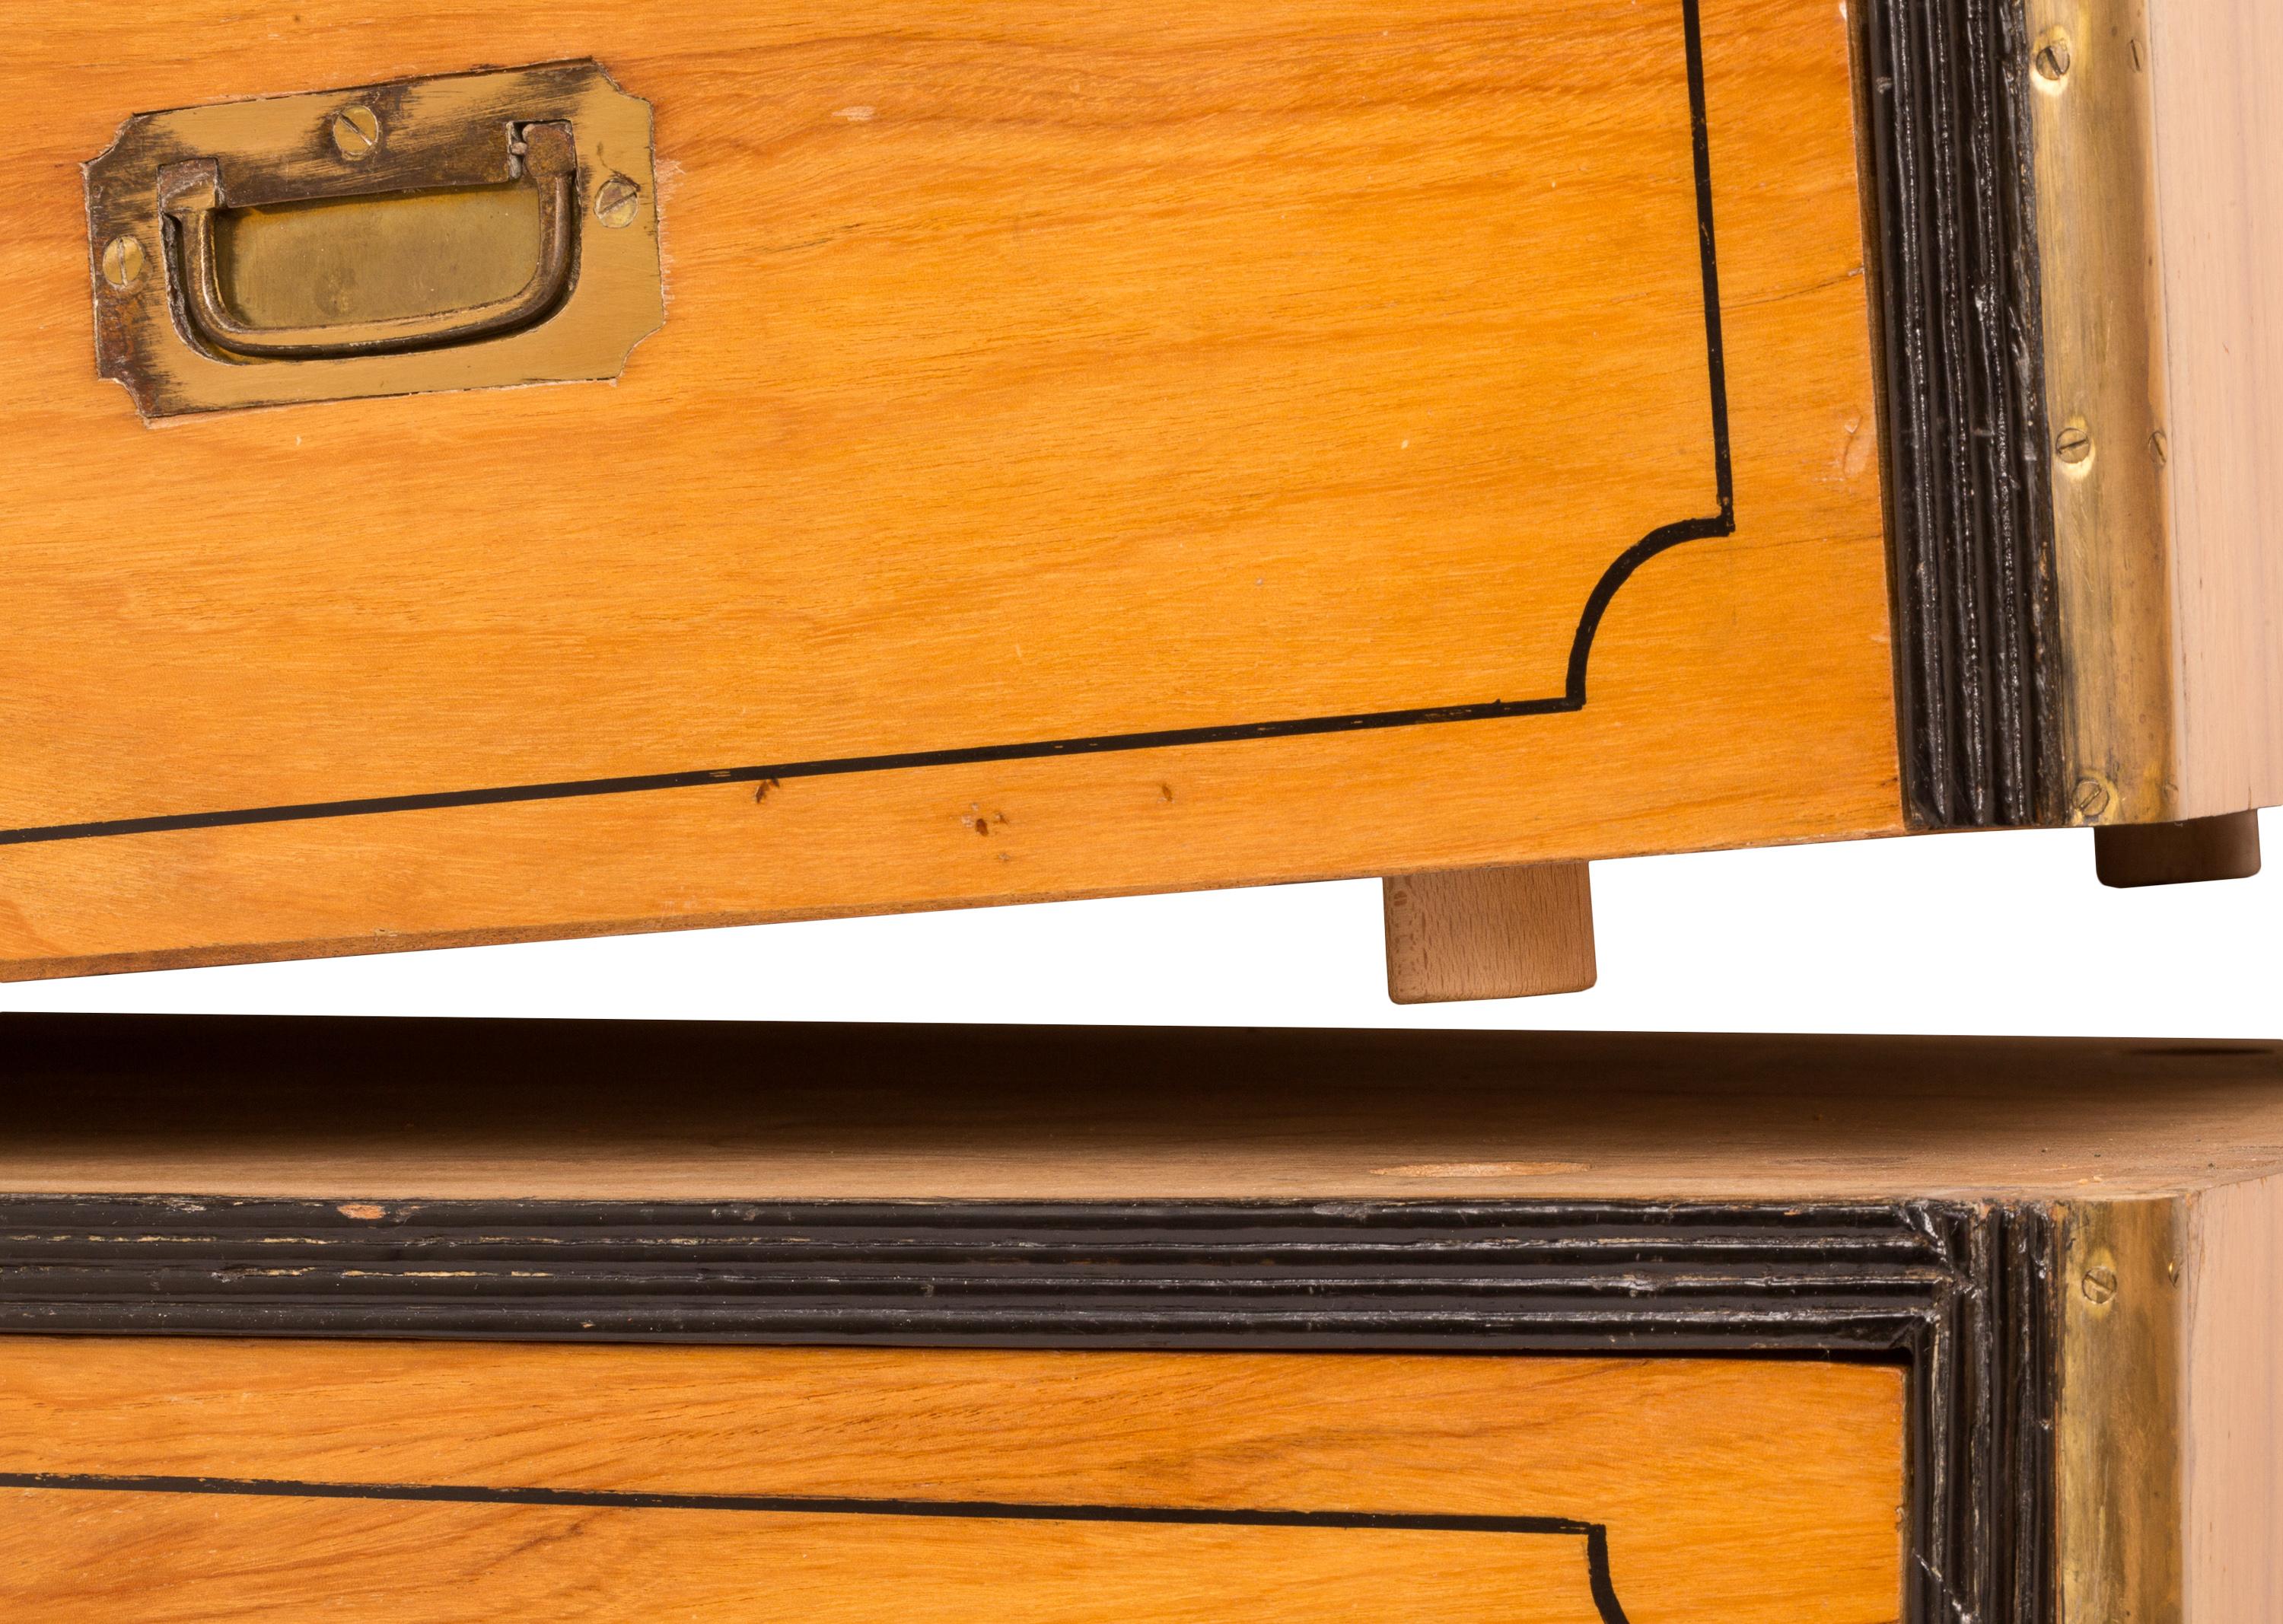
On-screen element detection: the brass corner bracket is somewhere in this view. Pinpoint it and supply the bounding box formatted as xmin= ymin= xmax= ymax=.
xmin=84 ymin=59 xmax=663 ymax=420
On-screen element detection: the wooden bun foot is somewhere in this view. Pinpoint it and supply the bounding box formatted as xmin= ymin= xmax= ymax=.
xmin=2094 ymin=811 xmax=2263 ymax=889
xmin=1382 ymin=863 xmax=1597 ymax=1005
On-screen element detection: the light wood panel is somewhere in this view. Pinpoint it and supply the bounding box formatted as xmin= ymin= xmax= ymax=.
xmin=0 ymin=1339 xmax=1906 ymax=1623
xmin=0 ymin=0 xmax=1898 ymax=979
xmin=2147 ymin=0 xmax=2283 ymax=817
xmin=1 ymin=1017 xmax=2279 ymax=1202
xmin=2183 ymin=1173 xmax=2283 ymax=1623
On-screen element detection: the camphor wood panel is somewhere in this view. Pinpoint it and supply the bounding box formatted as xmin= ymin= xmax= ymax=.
xmin=12 ymin=1500 xmax=1628 ymax=1624
xmin=0 ymin=0 xmax=1897 ymax=979
xmin=0 ymin=1340 xmax=1906 ymax=1623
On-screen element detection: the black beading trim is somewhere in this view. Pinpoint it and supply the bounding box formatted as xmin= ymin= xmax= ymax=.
xmin=1863 ymin=0 xmax=2062 ymax=827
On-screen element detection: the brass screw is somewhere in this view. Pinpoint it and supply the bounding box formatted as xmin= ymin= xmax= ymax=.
xmin=332 ymin=104 xmax=381 ymax=160
xmin=2081 ymin=1265 xmax=2119 ymax=1306
xmin=594 ymin=174 xmax=642 ymax=228
xmin=2072 ymin=778 xmax=2111 ymax=820
xmin=2033 ymin=30 xmax=2074 ymax=85
xmin=2055 ymin=419 xmax=2094 ymax=467
xmin=100 ymin=234 xmax=145 ymax=291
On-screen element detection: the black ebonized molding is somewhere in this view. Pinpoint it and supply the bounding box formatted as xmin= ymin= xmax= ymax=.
xmin=0 ymin=1196 xmax=2055 ymax=1624
xmin=1862 ymin=0 xmax=2063 ymax=828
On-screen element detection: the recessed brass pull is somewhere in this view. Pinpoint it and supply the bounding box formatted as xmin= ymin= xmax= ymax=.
xmin=160 ymin=122 xmax=578 ymax=361
xmin=84 ymin=62 xmax=663 ymax=419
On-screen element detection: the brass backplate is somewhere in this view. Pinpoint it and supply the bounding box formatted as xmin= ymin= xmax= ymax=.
xmin=84 ymin=60 xmax=663 ymax=420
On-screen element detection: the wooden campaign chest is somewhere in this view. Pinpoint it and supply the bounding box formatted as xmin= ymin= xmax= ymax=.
xmin=2 ymin=1 xmax=2278 ymax=997
xmin=1 ymin=1016 xmax=2279 ymax=1621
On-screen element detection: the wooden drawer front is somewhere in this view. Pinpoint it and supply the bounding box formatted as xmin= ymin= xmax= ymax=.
xmin=0 ymin=0 xmax=1899 ymax=979
xmin=0 ymin=1341 xmax=1906 ymax=1622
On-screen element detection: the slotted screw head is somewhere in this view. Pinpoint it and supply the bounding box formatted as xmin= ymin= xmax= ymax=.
xmin=333 ymin=104 xmax=381 ymax=159
xmin=594 ymin=174 xmax=642 ymax=228
xmin=101 ymin=234 xmax=145 ymax=291
xmin=2034 ymin=30 xmax=2074 ymax=84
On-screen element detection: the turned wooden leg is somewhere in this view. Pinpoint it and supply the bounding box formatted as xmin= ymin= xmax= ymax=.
xmin=1382 ymin=862 xmax=1597 ymax=1005
xmin=2094 ymin=811 xmax=2263 ymax=889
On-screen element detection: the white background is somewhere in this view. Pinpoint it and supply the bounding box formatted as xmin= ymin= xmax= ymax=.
xmin=2 ymin=810 xmax=2275 ymax=1036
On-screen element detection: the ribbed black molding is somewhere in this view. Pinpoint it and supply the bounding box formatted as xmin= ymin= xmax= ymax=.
xmin=1863 ymin=0 xmax=2062 ymax=827
xmin=0 ymin=1195 xmax=2056 ymax=1624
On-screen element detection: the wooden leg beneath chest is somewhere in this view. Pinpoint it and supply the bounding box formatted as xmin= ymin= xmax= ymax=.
xmin=2094 ymin=811 xmax=2263 ymax=889
xmin=1381 ymin=863 xmax=1597 ymax=1005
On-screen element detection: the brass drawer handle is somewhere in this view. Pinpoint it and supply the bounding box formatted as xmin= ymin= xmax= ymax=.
xmin=88 ymin=62 xmax=661 ymax=416
xmin=156 ymin=120 xmax=578 ymax=361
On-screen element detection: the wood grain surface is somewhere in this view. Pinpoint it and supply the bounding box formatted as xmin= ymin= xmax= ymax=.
xmin=2146 ymin=0 xmax=2283 ymax=818
xmin=1 ymin=1017 xmax=2278 ymax=1202
xmin=1382 ymin=861 xmax=1597 ymax=1001
xmin=0 ymin=0 xmax=1897 ymax=979
xmin=0 ymin=1340 xmax=1906 ymax=1622
xmin=6 ymin=1497 xmax=1622 ymax=1624
xmin=2183 ymin=1173 xmax=2283 ymax=1623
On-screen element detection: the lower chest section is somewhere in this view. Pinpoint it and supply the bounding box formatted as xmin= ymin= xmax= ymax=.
xmin=0 ymin=1340 xmax=1906 ymax=1623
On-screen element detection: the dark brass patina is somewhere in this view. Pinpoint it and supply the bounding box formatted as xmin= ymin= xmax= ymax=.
xmin=84 ymin=61 xmax=663 ymax=419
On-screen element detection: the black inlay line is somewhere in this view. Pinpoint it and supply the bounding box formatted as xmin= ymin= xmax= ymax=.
xmin=5 ymin=0 xmax=1731 ymax=851
xmin=1 ymin=1472 xmax=1633 ymax=1623
xmin=0 ymin=1470 xmax=1587 ymax=1532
